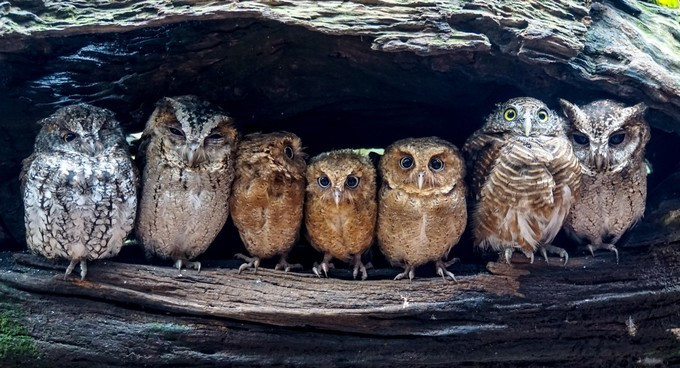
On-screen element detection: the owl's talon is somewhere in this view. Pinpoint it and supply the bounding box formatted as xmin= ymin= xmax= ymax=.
xmin=185 ymin=261 xmax=201 ymax=272
xmin=393 ymin=265 xmax=411 ymax=281
xmin=174 ymin=259 xmax=183 ymax=271
xmin=237 ymin=256 xmax=260 ymax=274
xmin=275 ymin=258 xmax=302 ymax=272
xmin=79 ymin=260 xmax=88 ymax=280
xmin=587 ymin=243 xmax=619 ymax=264
xmin=504 ymin=248 xmax=513 ymax=264
xmin=64 ymin=259 xmax=78 ymax=280
xmin=540 ymin=244 xmax=569 ymax=266
xmin=522 ymin=251 xmax=534 ymax=265
xmin=443 ymin=257 xmax=460 ymax=268
xmin=436 ymin=260 xmax=457 ymax=282
xmin=352 ymin=255 xmax=368 ymax=281
xmin=540 ymin=247 xmax=549 ymax=264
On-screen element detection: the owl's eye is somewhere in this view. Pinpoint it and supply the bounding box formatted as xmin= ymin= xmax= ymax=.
xmin=429 ymin=157 xmax=444 ymax=172
xmin=62 ymin=132 xmax=78 ymax=143
xmin=345 ymin=175 xmax=360 ymax=189
xmin=317 ymin=176 xmax=331 ymax=188
xmin=503 ymin=108 xmax=517 ymax=121
xmin=206 ymin=133 xmax=222 ymax=140
xmin=537 ymin=110 xmax=549 ymax=122
xmin=169 ymin=127 xmax=185 ymax=137
xmin=609 ymin=132 xmax=626 ymax=146
xmin=399 ymin=155 xmax=414 ymax=169
xmin=572 ymin=133 xmax=590 ymax=145
xmin=284 ymin=146 xmax=294 ymax=159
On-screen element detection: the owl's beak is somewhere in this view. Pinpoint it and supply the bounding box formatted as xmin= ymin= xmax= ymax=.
xmin=185 ymin=144 xmax=203 ymax=168
xmin=523 ymin=120 xmax=532 ymax=137
xmin=332 ymin=187 xmax=343 ymax=207
xmin=82 ymin=140 xmax=98 ymax=156
xmin=594 ymin=153 xmax=607 ymax=170
xmin=417 ymin=171 xmax=425 ymax=190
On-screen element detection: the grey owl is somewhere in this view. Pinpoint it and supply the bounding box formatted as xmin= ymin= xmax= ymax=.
xmin=136 ymin=96 xmax=238 ymax=272
xmin=21 ymin=104 xmax=138 ymax=279
xmin=463 ymin=97 xmax=581 ymax=265
xmin=560 ymin=99 xmax=650 ymax=262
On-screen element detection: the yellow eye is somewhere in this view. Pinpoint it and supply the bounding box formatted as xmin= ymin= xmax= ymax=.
xmin=503 ymin=108 xmax=517 ymax=121
xmin=537 ymin=109 xmax=549 ymax=122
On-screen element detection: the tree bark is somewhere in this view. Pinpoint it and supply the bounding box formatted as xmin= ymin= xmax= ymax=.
xmin=0 ymin=247 xmax=679 ymax=367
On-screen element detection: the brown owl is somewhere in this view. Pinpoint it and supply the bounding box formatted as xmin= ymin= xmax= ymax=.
xmin=304 ymin=150 xmax=377 ymax=280
xmin=377 ymin=137 xmax=467 ymax=281
xmin=136 ymin=96 xmax=238 ymax=272
xmin=21 ymin=104 xmax=138 ymax=279
xmin=463 ymin=97 xmax=581 ymax=265
xmin=560 ymin=99 xmax=650 ymax=262
xmin=230 ymin=132 xmax=307 ymax=273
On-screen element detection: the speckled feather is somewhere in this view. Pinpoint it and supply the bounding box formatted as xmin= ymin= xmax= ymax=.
xmin=304 ymin=150 xmax=377 ymax=263
xmin=464 ymin=97 xmax=581 ymax=257
xmin=377 ymin=137 xmax=467 ymax=270
xmin=136 ymin=96 xmax=238 ymax=263
xmin=561 ymin=99 xmax=650 ymax=249
xmin=21 ymin=104 xmax=137 ymax=270
xmin=230 ymin=132 xmax=306 ymax=260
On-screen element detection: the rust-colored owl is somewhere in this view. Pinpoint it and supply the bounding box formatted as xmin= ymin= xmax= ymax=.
xmin=304 ymin=150 xmax=377 ymax=280
xmin=230 ymin=132 xmax=307 ymax=272
xmin=377 ymin=137 xmax=467 ymax=281
xmin=464 ymin=97 xmax=581 ymax=265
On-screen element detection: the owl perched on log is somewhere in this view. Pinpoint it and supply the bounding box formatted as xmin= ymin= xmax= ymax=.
xmin=377 ymin=137 xmax=467 ymax=281
xmin=463 ymin=97 xmax=581 ymax=265
xmin=230 ymin=132 xmax=307 ymax=273
xmin=136 ymin=96 xmax=238 ymax=272
xmin=21 ymin=104 xmax=138 ymax=280
xmin=560 ymin=99 xmax=650 ymax=262
xmin=305 ymin=150 xmax=377 ymax=280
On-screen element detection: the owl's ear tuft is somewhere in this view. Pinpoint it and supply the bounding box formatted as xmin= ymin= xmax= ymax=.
xmin=624 ymin=102 xmax=647 ymax=121
xmin=559 ymin=99 xmax=580 ymax=122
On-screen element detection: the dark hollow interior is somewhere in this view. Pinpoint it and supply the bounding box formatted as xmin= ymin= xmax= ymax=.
xmin=1 ymin=18 xmax=679 ymax=277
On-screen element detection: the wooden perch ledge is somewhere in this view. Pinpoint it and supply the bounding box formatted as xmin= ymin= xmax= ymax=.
xmin=1 ymin=245 xmax=679 ymax=367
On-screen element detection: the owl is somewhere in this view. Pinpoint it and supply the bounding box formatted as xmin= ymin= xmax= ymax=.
xmin=20 ymin=104 xmax=138 ymax=280
xmin=560 ymin=99 xmax=650 ymax=262
xmin=229 ymin=132 xmax=307 ymax=273
xmin=463 ymin=97 xmax=581 ymax=265
xmin=136 ymin=96 xmax=238 ymax=272
xmin=304 ymin=150 xmax=377 ymax=280
xmin=377 ymin=137 xmax=467 ymax=281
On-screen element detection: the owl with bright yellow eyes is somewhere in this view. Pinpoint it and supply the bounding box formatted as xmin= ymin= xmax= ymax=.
xmin=463 ymin=97 xmax=581 ymax=265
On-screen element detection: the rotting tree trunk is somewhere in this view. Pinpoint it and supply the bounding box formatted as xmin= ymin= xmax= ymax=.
xmin=1 ymin=247 xmax=679 ymax=367
xmin=1 ymin=1 xmax=680 ymax=366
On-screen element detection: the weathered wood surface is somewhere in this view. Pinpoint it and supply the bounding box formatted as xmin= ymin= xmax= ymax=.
xmin=1 ymin=246 xmax=679 ymax=367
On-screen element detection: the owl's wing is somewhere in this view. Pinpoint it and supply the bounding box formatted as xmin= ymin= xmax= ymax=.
xmin=463 ymin=131 xmax=505 ymax=198
xmin=19 ymin=153 xmax=37 ymax=195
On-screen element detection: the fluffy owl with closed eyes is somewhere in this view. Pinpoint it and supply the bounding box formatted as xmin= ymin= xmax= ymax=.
xmin=377 ymin=137 xmax=467 ymax=281
xmin=136 ymin=96 xmax=238 ymax=272
xmin=305 ymin=150 xmax=377 ymax=280
xmin=560 ymin=99 xmax=650 ymax=262
xmin=463 ymin=97 xmax=581 ymax=265
xmin=21 ymin=104 xmax=138 ymax=279
xmin=230 ymin=132 xmax=307 ymax=273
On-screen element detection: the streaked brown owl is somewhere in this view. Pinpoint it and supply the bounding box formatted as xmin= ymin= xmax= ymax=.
xmin=136 ymin=96 xmax=238 ymax=272
xmin=463 ymin=97 xmax=581 ymax=265
xmin=377 ymin=137 xmax=467 ymax=281
xmin=560 ymin=99 xmax=650 ymax=262
xmin=21 ymin=104 xmax=138 ymax=279
xmin=304 ymin=150 xmax=377 ymax=280
xmin=230 ymin=132 xmax=307 ymax=273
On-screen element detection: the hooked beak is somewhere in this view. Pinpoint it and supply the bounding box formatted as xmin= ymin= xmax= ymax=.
xmin=185 ymin=144 xmax=202 ymax=168
xmin=594 ymin=153 xmax=607 ymax=171
xmin=417 ymin=171 xmax=425 ymax=190
xmin=81 ymin=140 xmax=98 ymax=156
xmin=332 ymin=188 xmax=343 ymax=207
xmin=523 ymin=120 xmax=532 ymax=137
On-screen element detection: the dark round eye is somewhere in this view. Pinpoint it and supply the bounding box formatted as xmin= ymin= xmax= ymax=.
xmin=399 ymin=155 xmax=414 ymax=169
xmin=62 ymin=132 xmax=77 ymax=143
xmin=206 ymin=133 xmax=222 ymax=140
xmin=609 ymin=132 xmax=626 ymax=146
xmin=317 ymin=176 xmax=331 ymax=188
xmin=537 ymin=110 xmax=549 ymax=122
xmin=572 ymin=133 xmax=590 ymax=145
xmin=169 ymin=127 xmax=184 ymax=137
xmin=503 ymin=108 xmax=517 ymax=121
xmin=284 ymin=146 xmax=294 ymax=159
xmin=345 ymin=175 xmax=360 ymax=189
xmin=429 ymin=158 xmax=444 ymax=172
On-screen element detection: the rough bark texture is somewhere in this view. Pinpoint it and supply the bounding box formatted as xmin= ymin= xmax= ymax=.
xmin=1 ymin=247 xmax=679 ymax=367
